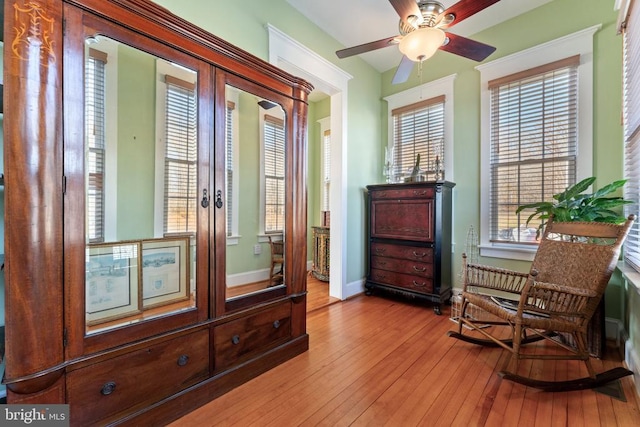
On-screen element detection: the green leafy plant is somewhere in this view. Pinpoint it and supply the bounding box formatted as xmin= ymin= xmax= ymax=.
xmin=515 ymin=177 xmax=632 ymax=236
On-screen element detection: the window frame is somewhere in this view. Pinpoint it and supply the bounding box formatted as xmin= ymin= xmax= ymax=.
xmin=383 ymin=74 xmax=456 ymax=183
xmin=259 ymin=106 xmax=286 ymax=237
xmin=154 ymin=58 xmax=198 ymax=237
xmin=85 ymin=40 xmax=119 ymax=243
xmin=622 ymin=0 xmax=640 ymax=272
xmin=225 ymin=87 xmax=241 ymax=245
xmin=477 ymin=25 xmax=599 ymax=261
xmin=318 ymin=116 xmax=331 ymax=213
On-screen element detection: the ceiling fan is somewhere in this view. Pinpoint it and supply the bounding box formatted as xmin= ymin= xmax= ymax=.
xmin=335 ymin=0 xmax=501 ymax=84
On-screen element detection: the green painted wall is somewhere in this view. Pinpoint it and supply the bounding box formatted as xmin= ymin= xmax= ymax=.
xmin=381 ymin=0 xmax=624 ymax=293
xmin=153 ymin=0 xmax=383 ymax=286
xmin=117 ymin=43 xmax=157 ymax=240
xmin=149 ymin=1 xmax=632 ymax=326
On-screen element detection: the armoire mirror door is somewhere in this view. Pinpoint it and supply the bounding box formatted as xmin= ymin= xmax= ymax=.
xmin=214 ymin=72 xmax=293 ymax=314
xmin=63 ymin=5 xmax=212 ymax=357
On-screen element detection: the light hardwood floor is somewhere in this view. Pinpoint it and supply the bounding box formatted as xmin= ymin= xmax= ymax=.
xmin=171 ymin=293 xmax=640 ymax=426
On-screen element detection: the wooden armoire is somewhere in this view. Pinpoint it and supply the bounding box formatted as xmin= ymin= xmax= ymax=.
xmin=2 ymin=0 xmax=311 ymax=424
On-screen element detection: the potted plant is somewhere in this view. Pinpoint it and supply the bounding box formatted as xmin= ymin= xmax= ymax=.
xmin=515 ymin=177 xmax=632 ymax=238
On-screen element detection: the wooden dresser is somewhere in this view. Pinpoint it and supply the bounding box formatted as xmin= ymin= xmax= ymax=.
xmin=365 ymin=182 xmax=455 ymax=314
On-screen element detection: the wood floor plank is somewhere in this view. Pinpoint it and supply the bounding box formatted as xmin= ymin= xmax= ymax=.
xmin=169 ymin=294 xmax=640 ymax=427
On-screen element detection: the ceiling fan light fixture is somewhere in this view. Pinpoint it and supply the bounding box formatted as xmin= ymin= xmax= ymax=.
xmin=398 ymin=27 xmax=446 ymax=62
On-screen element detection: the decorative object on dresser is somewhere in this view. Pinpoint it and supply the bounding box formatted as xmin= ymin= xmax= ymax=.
xmin=365 ymin=181 xmax=455 ymax=314
xmin=2 ymin=0 xmax=311 ymax=424
xmin=311 ymin=226 xmax=330 ymax=281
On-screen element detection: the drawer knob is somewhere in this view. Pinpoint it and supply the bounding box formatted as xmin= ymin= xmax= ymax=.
xmin=375 ymin=273 xmax=387 ymax=280
xmin=412 ymin=280 xmax=427 ymax=288
xmin=375 ymin=248 xmax=386 ymax=255
xmin=412 ymin=251 xmax=427 ymax=258
xmin=412 ymin=266 xmax=427 ymax=272
xmin=101 ymin=381 xmax=117 ymax=396
xmin=273 ymin=320 xmax=281 ymax=329
xmin=231 ymin=335 xmax=241 ymax=345
xmin=177 ymin=354 xmax=189 ymax=366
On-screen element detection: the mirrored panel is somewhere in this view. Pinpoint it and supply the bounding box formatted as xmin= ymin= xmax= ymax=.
xmin=224 ymin=84 xmax=286 ymax=301
xmin=84 ymin=36 xmax=198 ymax=334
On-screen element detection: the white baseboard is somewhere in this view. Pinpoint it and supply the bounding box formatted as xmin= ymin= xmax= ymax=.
xmin=625 ymin=337 xmax=640 ymax=398
xmin=343 ymin=278 xmax=366 ymax=299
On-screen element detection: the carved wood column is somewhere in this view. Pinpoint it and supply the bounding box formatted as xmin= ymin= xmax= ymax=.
xmin=3 ymin=0 xmax=65 ymax=400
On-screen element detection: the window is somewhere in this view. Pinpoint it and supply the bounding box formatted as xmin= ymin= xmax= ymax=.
xmin=318 ymin=117 xmax=331 ymax=212
xmin=163 ymin=74 xmax=198 ymax=235
xmin=263 ymin=114 xmax=285 ymax=233
xmin=488 ymin=56 xmax=579 ymax=245
xmin=623 ymin=0 xmax=640 ymax=271
xmin=477 ymin=26 xmax=598 ymax=260
xmin=226 ymin=101 xmax=236 ymax=236
xmin=383 ymin=75 xmax=455 ymax=183
xmin=85 ymin=48 xmax=107 ymax=243
xmin=154 ymin=59 xmax=198 ymax=237
xmin=391 ymin=96 xmax=445 ymax=178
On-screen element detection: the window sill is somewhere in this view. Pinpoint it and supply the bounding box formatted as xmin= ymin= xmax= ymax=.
xmin=257 ymin=233 xmax=282 ymax=244
xmin=227 ymin=235 xmax=241 ymax=246
xmin=479 ymin=243 xmax=536 ymax=261
xmin=618 ymin=261 xmax=640 ymax=296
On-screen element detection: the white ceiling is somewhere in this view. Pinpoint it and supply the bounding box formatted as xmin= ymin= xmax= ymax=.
xmin=286 ymin=0 xmax=554 ymax=74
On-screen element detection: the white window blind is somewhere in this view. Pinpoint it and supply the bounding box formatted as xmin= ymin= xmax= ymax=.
xmin=264 ymin=114 xmax=285 ymax=233
xmin=391 ymin=95 xmax=445 ymax=177
xmin=164 ymin=75 xmax=197 ymax=235
xmin=85 ymin=48 xmax=107 ymax=243
xmin=322 ymin=129 xmax=331 ymax=211
xmin=624 ymin=0 xmax=640 ymax=271
xmin=226 ymin=101 xmax=235 ymax=236
xmin=489 ymin=56 xmax=579 ymax=244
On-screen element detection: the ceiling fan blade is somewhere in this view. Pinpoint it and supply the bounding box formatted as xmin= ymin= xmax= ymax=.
xmin=336 ymin=36 xmax=399 ymax=59
xmin=392 ymin=55 xmax=415 ymax=85
xmin=438 ymin=0 xmax=501 ymax=29
xmin=439 ymin=33 xmax=496 ymax=62
xmin=388 ymin=0 xmax=423 ymax=24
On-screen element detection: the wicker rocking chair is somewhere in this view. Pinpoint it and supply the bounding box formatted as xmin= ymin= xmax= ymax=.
xmin=448 ymin=215 xmax=635 ymax=391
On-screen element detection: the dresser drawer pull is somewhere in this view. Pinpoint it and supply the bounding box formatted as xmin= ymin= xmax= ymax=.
xmin=177 ymin=354 xmax=190 ymax=366
xmin=374 ymin=273 xmax=387 ymax=280
xmin=375 ymin=248 xmax=386 ymax=255
xmin=231 ymin=335 xmax=241 ymax=345
xmin=413 ymin=190 xmax=428 ymax=196
xmin=101 ymin=381 xmax=117 ymax=396
xmin=412 ymin=280 xmax=427 ymax=288
xmin=376 ymin=260 xmax=388 ymax=266
xmin=273 ymin=320 xmax=281 ymax=329
xmin=412 ymin=251 xmax=427 ymax=258
xmin=412 ymin=266 xmax=427 ymax=272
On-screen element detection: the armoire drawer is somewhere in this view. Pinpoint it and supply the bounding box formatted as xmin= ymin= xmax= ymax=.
xmin=371 ymin=256 xmax=433 ymax=278
xmin=67 ymin=329 xmax=209 ymax=426
xmin=371 ymin=242 xmax=433 ymax=261
xmin=214 ymin=302 xmax=291 ymax=371
xmin=370 ymin=187 xmax=434 ymax=200
xmin=370 ymin=268 xmax=434 ymax=294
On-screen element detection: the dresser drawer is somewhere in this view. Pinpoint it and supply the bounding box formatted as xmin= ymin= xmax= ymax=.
xmin=371 ymin=242 xmax=433 ymax=261
xmin=214 ymin=302 xmax=291 ymax=372
xmin=370 ymin=187 xmax=434 ymax=200
xmin=67 ymin=329 xmax=210 ymax=426
xmin=371 ymin=256 xmax=433 ymax=278
xmin=370 ymin=268 xmax=434 ymax=294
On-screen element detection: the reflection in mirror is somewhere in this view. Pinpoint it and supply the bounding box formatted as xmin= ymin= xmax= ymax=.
xmin=84 ymin=36 xmax=198 ymax=334
xmin=224 ymin=84 xmax=286 ymax=301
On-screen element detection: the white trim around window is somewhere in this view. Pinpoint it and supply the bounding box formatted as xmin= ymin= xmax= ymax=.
xmin=383 ymin=74 xmax=456 ymax=181
xmin=476 ymin=25 xmax=600 ymax=261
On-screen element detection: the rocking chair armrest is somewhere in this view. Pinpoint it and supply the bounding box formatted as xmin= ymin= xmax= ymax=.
xmin=463 ymin=263 xmax=529 ymax=294
xmin=520 ymin=280 xmax=599 ymax=316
